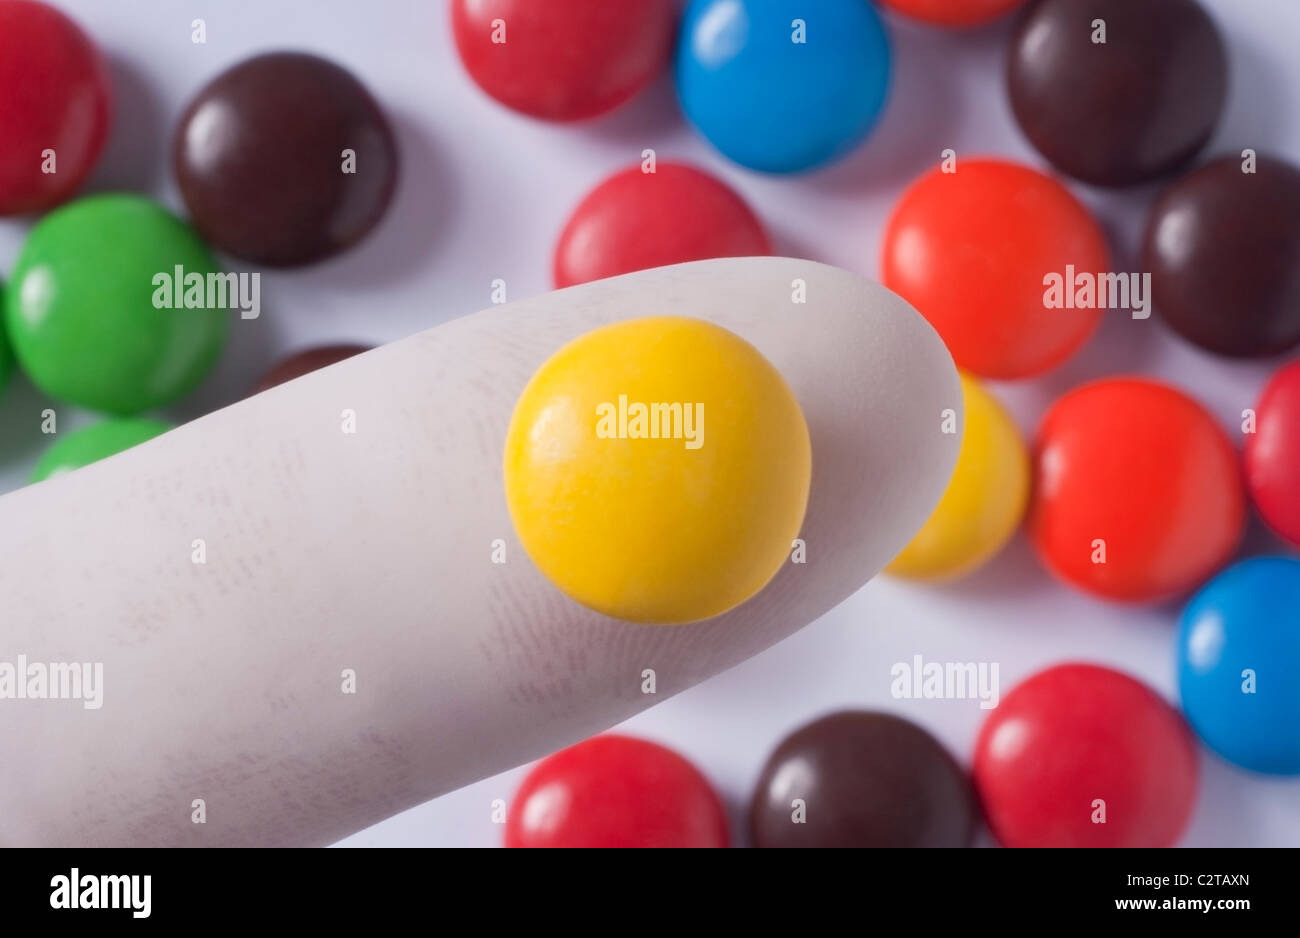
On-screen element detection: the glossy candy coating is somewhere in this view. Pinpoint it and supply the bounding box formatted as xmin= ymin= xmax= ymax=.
xmin=553 ymin=163 xmax=771 ymax=288
xmin=1027 ymin=378 xmax=1244 ymax=602
xmin=676 ymin=0 xmax=891 ymax=174
xmin=253 ymin=344 xmax=372 ymax=394
xmin=31 ymin=418 xmax=172 ymax=483
xmin=174 ymin=52 xmax=398 ymax=267
xmin=504 ymin=316 xmax=810 ymax=625
xmin=451 ymin=0 xmax=677 ymax=121
xmin=880 ymin=0 xmax=1026 ymax=28
xmin=887 ymin=373 xmax=1028 ymax=581
xmin=505 ymin=735 xmax=729 ymax=848
xmin=1245 ymin=360 xmax=1300 ymax=546
xmin=882 ymin=159 xmax=1109 ymax=379
xmin=974 ymin=663 xmax=1199 ymax=848
xmin=749 ymin=712 xmax=976 ymax=848
xmin=1008 ymin=0 xmax=1227 ymax=187
xmin=0 ymin=0 xmax=112 ymax=215
xmin=1143 ymin=155 xmax=1300 ymax=357
xmin=5 ymin=194 xmax=228 ymax=415
xmin=1178 ymin=557 xmax=1300 ymax=775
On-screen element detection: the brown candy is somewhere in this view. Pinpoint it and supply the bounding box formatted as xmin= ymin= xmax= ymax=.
xmin=749 ymin=711 xmax=978 ymax=848
xmin=174 ymin=52 xmax=398 ymax=267
xmin=1143 ymin=154 xmax=1300 ymax=357
xmin=1008 ymin=0 xmax=1227 ymax=187
xmin=253 ymin=344 xmax=371 ymax=394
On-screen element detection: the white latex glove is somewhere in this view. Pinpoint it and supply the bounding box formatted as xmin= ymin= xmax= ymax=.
xmin=0 ymin=257 xmax=959 ymax=846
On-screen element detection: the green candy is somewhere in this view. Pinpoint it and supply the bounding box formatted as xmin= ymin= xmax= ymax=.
xmin=5 ymin=194 xmax=229 ymax=415
xmin=31 ymin=418 xmax=172 ymax=482
xmin=0 ymin=281 xmax=12 ymax=394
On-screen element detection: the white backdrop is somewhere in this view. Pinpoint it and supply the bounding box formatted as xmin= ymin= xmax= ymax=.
xmin=1 ymin=0 xmax=1297 ymax=847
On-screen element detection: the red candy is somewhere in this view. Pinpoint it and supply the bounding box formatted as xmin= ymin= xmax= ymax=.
xmin=0 ymin=0 xmax=112 ymax=215
xmin=879 ymin=0 xmax=1026 ymax=28
xmin=974 ymin=663 xmax=1199 ymax=848
xmin=554 ymin=162 xmax=771 ymax=288
xmin=505 ymin=734 xmax=729 ymax=848
xmin=451 ymin=0 xmax=677 ymax=122
xmin=1028 ymin=377 xmax=1245 ymax=602
xmin=1245 ymin=360 xmax=1300 ymax=548
xmin=882 ymin=159 xmax=1109 ymax=380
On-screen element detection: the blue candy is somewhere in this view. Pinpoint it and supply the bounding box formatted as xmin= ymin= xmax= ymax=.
xmin=675 ymin=0 xmax=891 ymax=174
xmin=1177 ymin=556 xmax=1300 ymax=775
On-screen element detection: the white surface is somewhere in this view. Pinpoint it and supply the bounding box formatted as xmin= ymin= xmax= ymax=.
xmin=2 ymin=0 xmax=1297 ymax=847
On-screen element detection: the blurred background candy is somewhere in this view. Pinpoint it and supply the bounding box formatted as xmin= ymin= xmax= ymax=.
xmin=749 ymin=711 xmax=977 ymax=847
xmin=553 ymin=162 xmax=771 ymax=288
xmin=0 ymin=282 xmax=11 ymax=396
xmin=675 ymin=0 xmax=891 ymax=173
xmin=974 ymin=663 xmax=1199 ymax=848
xmin=1178 ymin=557 xmax=1300 ymax=775
xmin=451 ymin=0 xmax=677 ymax=122
xmin=880 ymin=0 xmax=1027 ymax=29
xmin=1027 ymin=378 xmax=1245 ymax=603
xmin=4 ymin=193 xmax=228 ymax=414
xmin=886 ymin=373 xmax=1028 ymax=581
xmin=1143 ymin=154 xmax=1300 ymax=358
xmin=1245 ymin=360 xmax=1300 ymax=547
xmin=173 ymin=51 xmax=398 ymax=267
xmin=881 ymin=158 xmax=1108 ymax=380
xmin=0 ymin=0 xmax=111 ymax=215
xmin=1008 ymin=0 xmax=1227 ymax=186
xmin=252 ymin=344 xmax=372 ymax=394
xmin=30 ymin=417 xmax=171 ymax=481
xmin=504 ymin=734 xmax=729 ymax=848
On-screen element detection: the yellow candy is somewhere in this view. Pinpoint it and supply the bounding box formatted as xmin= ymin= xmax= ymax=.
xmin=504 ymin=316 xmax=811 ymax=624
xmin=886 ymin=373 xmax=1028 ymax=581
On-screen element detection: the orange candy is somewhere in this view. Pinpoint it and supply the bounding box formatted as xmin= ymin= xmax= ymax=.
xmin=882 ymin=158 xmax=1109 ymax=380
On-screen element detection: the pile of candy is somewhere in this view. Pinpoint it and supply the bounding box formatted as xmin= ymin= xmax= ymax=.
xmin=2 ymin=0 xmax=1297 ymax=847
xmin=0 ymin=2 xmax=385 ymax=475
xmin=459 ymin=0 xmax=1299 ymax=848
